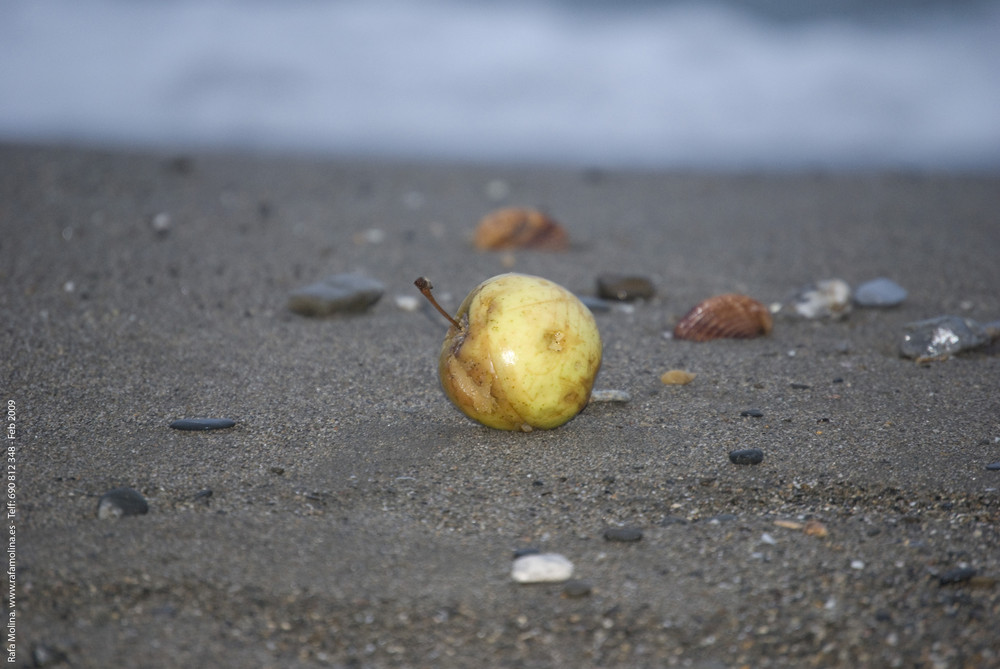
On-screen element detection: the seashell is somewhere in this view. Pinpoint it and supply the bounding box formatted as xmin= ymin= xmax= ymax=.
xmin=673 ymin=294 xmax=773 ymax=342
xmin=473 ymin=207 xmax=569 ymax=251
xmin=785 ymin=278 xmax=851 ymax=319
xmin=660 ymin=369 xmax=696 ymax=385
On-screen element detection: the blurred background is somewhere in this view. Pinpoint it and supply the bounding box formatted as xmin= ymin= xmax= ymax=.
xmin=2 ymin=0 xmax=998 ymax=170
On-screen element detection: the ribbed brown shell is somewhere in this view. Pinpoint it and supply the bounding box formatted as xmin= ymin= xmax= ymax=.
xmin=673 ymin=293 xmax=773 ymax=342
xmin=473 ymin=207 xmax=569 ymax=251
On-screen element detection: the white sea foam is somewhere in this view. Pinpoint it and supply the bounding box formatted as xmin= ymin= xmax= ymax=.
xmin=1 ymin=0 xmax=998 ymax=169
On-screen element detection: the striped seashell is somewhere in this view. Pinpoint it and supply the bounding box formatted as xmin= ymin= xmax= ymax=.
xmin=473 ymin=207 xmax=569 ymax=251
xmin=673 ymin=293 xmax=773 ymax=342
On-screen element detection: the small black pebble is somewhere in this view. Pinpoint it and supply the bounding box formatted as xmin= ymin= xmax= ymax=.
xmin=986 ymin=462 xmax=1000 ymax=471
xmin=270 ymin=466 xmax=286 ymax=475
xmin=790 ymin=383 xmax=811 ymax=390
xmin=97 ymin=487 xmax=149 ymax=519
xmin=579 ymin=296 xmax=613 ymax=313
xmin=170 ymin=418 xmax=236 ymax=431
xmin=563 ymin=580 xmax=593 ymax=598
xmin=939 ymin=567 xmax=977 ymax=585
xmin=596 ymin=274 xmax=655 ymax=301
xmin=729 ymin=448 xmax=764 ymax=465
xmin=740 ymin=409 xmax=764 ymax=418
xmin=603 ymin=527 xmax=643 ymax=542
xmin=513 ymin=547 xmax=541 ymax=559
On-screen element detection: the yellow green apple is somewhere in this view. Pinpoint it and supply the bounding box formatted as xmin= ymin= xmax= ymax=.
xmin=416 ymin=273 xmax=602 ymax=431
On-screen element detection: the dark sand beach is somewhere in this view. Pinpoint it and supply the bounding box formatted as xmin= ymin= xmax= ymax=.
xmin=4 ymin=143 xmax=999 ymax=667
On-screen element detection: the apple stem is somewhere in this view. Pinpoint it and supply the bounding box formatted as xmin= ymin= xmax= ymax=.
xmin=414 ymin=277 xmax=464 ymax=331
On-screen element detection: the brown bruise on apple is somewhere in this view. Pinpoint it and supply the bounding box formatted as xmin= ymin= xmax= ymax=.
xmin=437 ymin=274 xmax=602 ymax=431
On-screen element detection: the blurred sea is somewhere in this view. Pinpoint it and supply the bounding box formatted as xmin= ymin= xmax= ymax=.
xmin=1 ymin=0 xmax=998 ymax=169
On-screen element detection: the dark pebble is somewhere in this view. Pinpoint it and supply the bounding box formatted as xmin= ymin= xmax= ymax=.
xmin=939 ymin=567 xmax=977 ymax=585
xmin=169 ymin=418 xmax=236 ymax=431
xmin=603 ymin=527 xmax=643 ymax=542
xmin=562 ymin=580 xmax=593 ymax=598
xmin=579 ymin=296 xmax=613 ymax=313
xmin=729 ymin=448 xmax=764 ymax=465
xmin=288 ymin=273 xmax=384 ymax=316
xmin=740 ymin=409 xmax=764 ymax=418
xmin=986 ymin=462 xmax=1000 ymax=471
xmin=790 ymin=382 xmax=811 ymax=390
xmin=513 ymin=547 xmax=541 ymax=559
xmin=596 ymin=274 xmax=655 ymax=301
xmin=97 ymin=487 xmax=149 ymax=519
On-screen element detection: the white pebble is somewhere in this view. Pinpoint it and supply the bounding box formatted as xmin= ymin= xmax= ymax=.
xmin=394 ymin=295 xmax=420 ymax=312
xmin=486 ymin=179 xmax=510 ymax=200
xmin=511 ymin=553 xmax=574 ymax=583
xmin=151 ymin=211 xmax=172 ymax=233
xmin=850 ymin=559 xmax=865 ymax=570
xmin=760 ymin=532 xmax=777 ymax=545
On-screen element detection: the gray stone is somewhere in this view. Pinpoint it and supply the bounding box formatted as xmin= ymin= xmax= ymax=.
xmin=288 ymin=273 xmax=384 ymax=316
xmin=169 ymin=418 xmax=235 ymax=431
xmin=97 ymin=487 xmax=149 ymax=519
xmin=729 ymin=448 xmax=764 ymax=465
xmin=596 ymin=274 xmax=655 ymax=301
xmin=854 ymin=277 xmax=907 ymax=307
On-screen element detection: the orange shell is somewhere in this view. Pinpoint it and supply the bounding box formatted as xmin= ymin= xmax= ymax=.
xmin=473 ymin=207 xmax=569 ymax=251
xmin=673 ymin=293 xmax=773 ymax=342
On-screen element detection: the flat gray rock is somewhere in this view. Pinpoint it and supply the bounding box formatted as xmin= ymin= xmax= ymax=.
xmin=288 ymin=273 xmax=384 ymax=316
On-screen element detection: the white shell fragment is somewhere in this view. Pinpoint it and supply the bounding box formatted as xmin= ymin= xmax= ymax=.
xmin=589 ymin=389 xmax=631 ymax=403
xmin=785 ymin=278 xmax=851 ymax=319
xmin=511 ymin=553 xmax=574 ymax=583
xmin=854 ymin=278 xmax=907 ymax=307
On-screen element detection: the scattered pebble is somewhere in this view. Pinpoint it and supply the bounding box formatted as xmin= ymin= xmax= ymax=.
xmin=850 ymin=560 xmax=865 ymax=570
xmin=603 ymin=527 xmax=643 ymax=542
xmin=938 ymin=567 xmax=977 ymax=585
xmin=784 ymin=278 xmax=851 ymax=319
xmin=899 ymin=315 xmax=997 ymax=362
xmin=511 ymin=553 xmax=574 ymax=584
xmin=595 ymin=274 xmax=655 ymax=301
xmin=169 ymin=418 xmax=236 ymax=431
xmin=760 ymin=532 xmax=777 ymax=545
xmin=740 ymin=409 xmax=764 ymax=418
xmin=394 ymin=294 xmax=420 ymax=311
xmin=854 ymin=278 xmax=907 ymax=307
xmin=97 ymin=487 xmax=149 ymax=519
xmin=729 ymin=448 xmax=764 ymax=465
xmin=287 ymin=273 xmax=384 ymax=316
xmin=151 ymin=212 xmax=172 ymax=235
xmin=579 ymin=296 xmax=613 ymax=313
xmin=773 ymin=519 xmax=803 ymax=530
xmin=803 ymin=519 xmax=829 ymax=537
xmin=589 ymin=389 xmax=631 ymax=403
xmin=660 ymin=369 xmax=696 ymax=385
xmin=485 ymin=179 xmax=510 ymax=201
xmin=562 ymin=580 xmax=593 ymax=598
xmin=986 ymin=462 xmax=1000 ymax=471
xmin=354 ymin=228 xmax=386 ymax=245
xmin=513 ymin=547 xmax=541 ymax=559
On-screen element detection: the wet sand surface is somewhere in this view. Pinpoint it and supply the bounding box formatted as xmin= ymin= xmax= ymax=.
xmin=4 ymin=143 xmax=999 ymax=667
